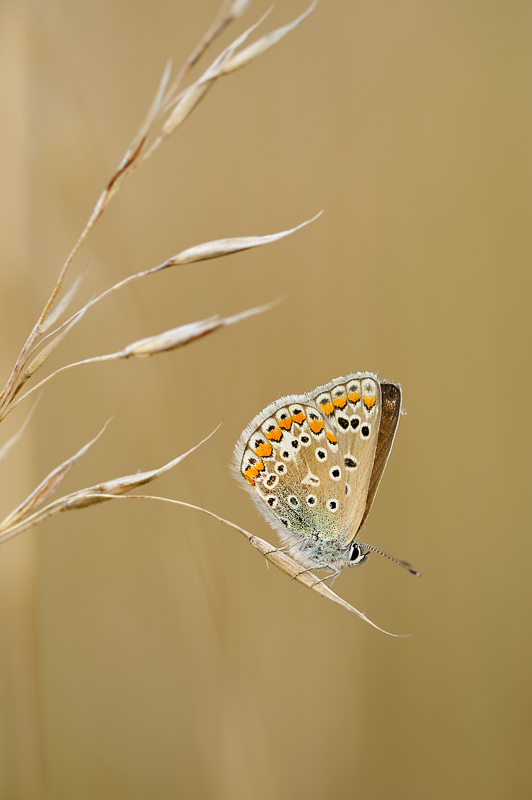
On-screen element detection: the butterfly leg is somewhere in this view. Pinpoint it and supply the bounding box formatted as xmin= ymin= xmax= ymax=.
xmin=310 ymin=569 xmax=341 ymax=587
xmin=263 ymin=543 xmax=294 ymax=556
xmin=290 ymin=563 xmax=331 ymax=581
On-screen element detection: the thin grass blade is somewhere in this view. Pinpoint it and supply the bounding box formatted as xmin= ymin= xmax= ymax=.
xmin=39 ymin=267 xmax=88 ymax=333
xmin=121 ymin=301 xmax=277 ymax=357
xmin=219 ymin=2 xmax=317 ymax=75
xmin=0 ymin=397 xmax=40 ymax=467
xmin=167 ymin=213 xmax=322 ymax=266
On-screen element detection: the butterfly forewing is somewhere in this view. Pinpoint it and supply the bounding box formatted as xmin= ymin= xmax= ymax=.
xmin=358 ymin=381 xmax=402 ymax=530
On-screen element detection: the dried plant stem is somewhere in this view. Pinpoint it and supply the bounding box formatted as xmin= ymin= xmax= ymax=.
xmin=0 ymin=0 xmax=371 ymax=628
xmin=0 ymin=3 xmax=323 ymax=798
xmin=0 ymin=427 xmax=219 ymax=544
xmin=4 ymin=300 xmax=279 ymax=418
xmin=70 ymin=493 xmax=406 ymax=637
xmin=0 ymin=2 xmax=316 ymax=422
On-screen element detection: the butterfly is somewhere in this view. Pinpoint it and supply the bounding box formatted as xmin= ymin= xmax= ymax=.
xmin=233 ymin=373 xmax=418 ymax=579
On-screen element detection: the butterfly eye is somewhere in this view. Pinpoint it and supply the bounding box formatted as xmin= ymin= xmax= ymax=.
xmin=349 ymin=544 xmax=368 ymax=565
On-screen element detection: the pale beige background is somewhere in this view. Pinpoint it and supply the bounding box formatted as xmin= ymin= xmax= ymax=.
xmin=0 ymin=1 xmax=530 ymax=799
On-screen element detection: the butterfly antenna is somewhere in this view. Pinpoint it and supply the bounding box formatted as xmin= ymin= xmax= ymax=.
xmin=357 ymin=541 xmax=421 ymax=577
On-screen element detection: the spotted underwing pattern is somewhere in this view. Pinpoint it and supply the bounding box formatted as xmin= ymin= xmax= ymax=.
xmin=233 ymin=373 xmax=402 ymax=573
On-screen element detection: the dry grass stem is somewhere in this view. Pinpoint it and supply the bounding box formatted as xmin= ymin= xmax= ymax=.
xmin=61 ymin=493 xmax=404 ymax=636
xmin=1 ymin=216 xmax=318 ymax=420
xmin=37 ymin=266 xmax=88 ymax=334
xmin=0 ymin=428 xmax=219 ymax=544
xmin=5 ymin=300 xmax=279 ymax=414
xmin=0 ymin=397 xmax=40 ymax=467
xmin=175 ymin=0 xmax=253 ymax=85
xmin=0 ymin=1 xmax=316 ymax=422
xmin=0 ymin=423 xmax=112 ymax=534
xmin=121 ymin=300 xmax=279 ymax=357
xmin=0 ymin=1 xmax=369 ymax=627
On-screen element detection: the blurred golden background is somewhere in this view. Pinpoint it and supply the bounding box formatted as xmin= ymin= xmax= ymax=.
xmin=0 ymin=1 xmax=530 ymax=798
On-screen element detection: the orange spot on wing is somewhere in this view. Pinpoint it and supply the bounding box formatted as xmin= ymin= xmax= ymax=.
xmin=243 ymin=458 xmax=264 ymax=480
xmin=310 ymin=419 xmax=324 ymax=434
xmin=326 ymin=431 xmax=338 ymax=445
xmin=266 ymin=428 xmax=282 ymax=441
xmin=255 ymin=441 xmax=273 ymax=458
xmin=319 ymin=402 xmax=334 ymax=416
xmin=279 ymin=417 xmax=292 ymax=430
xmin=333 ymin=396 xmax=347 ymax=409
xmin=291 ymin=411 xmax=305 ymax=425
xmin=244 ymin=466 xmax=259 ymax=481
xmin=363 ymin=395 xmax=376 ymax=410
xmin=348 ymin=391 xmax=361 ymax=404
xmin=245 ymin=475 xmax=255 ymax=487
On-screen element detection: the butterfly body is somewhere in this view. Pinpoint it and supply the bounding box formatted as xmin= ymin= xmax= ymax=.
xmin=233 ymin=373 xmax=402 ymax=574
